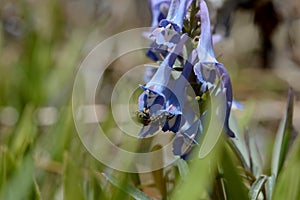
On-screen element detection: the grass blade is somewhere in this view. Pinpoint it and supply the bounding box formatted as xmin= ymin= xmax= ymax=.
xmin=265 ymin=174 xmax=275 ymax=200
xmin=229 ymin=115 xmax=250 ymax=171
xmin=63 ymin=153 xmax=85 ymax=200
xmin=0 ymin=155 xmax=33 ymax=200
xmin=102 ymin=172 xmax=152 ymax=200
xmin=271 ymin=88 xmax=294 ymax=178
xmin=249 ymin=136 xmax=263 ymax=177
xmin=171 ymin=136 xmax=224 ymax=200
xmin=273 ymin=135 xmax=300 ymax=200
xmin=222 ymin=144 xmax=248 ymax=200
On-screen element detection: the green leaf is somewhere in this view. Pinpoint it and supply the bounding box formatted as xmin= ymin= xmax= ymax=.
xmin=33 ymin=177 xmax=42 ymax=200
xmin=176 ymin=158 xmax=189 ymax=179
xmin=271 ymin=88 xmax=294 ymax=178
xmin=171 ymin=136 xmax=224 ymax=200
xmin=229 ymin=115 xmax=251 ymax=171
xmin=248 ymin=175 xmax=267 ymax=200
xmin=265 ymin=174 xmax=275 ymax=200
xmin=0 ymin=154 xmax=33 ymax=200
xmin=222 ymin=144 xmax=248 ymax=200
xmin=11 ymin=105 xmax=37 ymax=157
xmin=50 ymin=107 xmax=74 ymax=161
xmin=63 ymin=152 xmax=85 ymax=200
xmin=247 ymin=133 xmax=263 ymax=177
xmin=102 ymin=172 xmax=152 ymax=200
xmin=273 ymin=135 xmax=300 ymax=200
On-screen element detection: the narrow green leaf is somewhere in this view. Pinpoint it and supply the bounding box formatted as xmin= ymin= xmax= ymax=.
xmin=273 ymin=135 xmax=300 ymax=200
xmin=102 ymin=172 xmax=152 ymax=200
xmin=249 ymin=175 xmax=267 ymax=200
xmin=212 ymin=173 xmax=227 ymax=200
xmin=249 ymin=136 xmax=263 ymax=177
xmin=171 ymin=136 xmax=224 ymax=200
xmin=50 ymin=107 xmax=74 ymax=161
xmin=265 ymin=174 xmax=275 ymax=200
xmin=0 ymin=154 xmax=33 ymax=200
xmin=63 ymin=152 xmax=85 ymax=200
xmin=33 ymin=177 xmax=42 ymax=200
xmin=176 ymin=158 xmax=189 ymax=179
xmin=222 ymin=144 xmax=248 ymax=200
xmin=11 ymin=105 xmax=37 ymax=157
xmin=229 ymin=115 xmax=250 ymax=171
xmin=271 ymin=88 xmax=294 ymax=177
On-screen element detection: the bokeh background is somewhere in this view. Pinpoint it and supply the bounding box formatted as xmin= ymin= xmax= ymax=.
xmin=0 ymin=0 xmax=299 ymax=199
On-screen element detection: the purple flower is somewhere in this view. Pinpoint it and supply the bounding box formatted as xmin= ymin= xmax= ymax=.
xmin=159 ymin=0 xmax=194 ymax=32
xmin=161 ymin=49 xmax=197 ymax=133
xmin=146 ymin=27 xmax=181 ymax=61
xmin=172 ymin=118 xmax=202 ymax=156
xmin=149 ymin=0 xmax=171 ymax=29
xmin=193 ymin=0 xmax=235 ymax=137
xmin=138 ymin=34 xmax=188 ymax=137
xmin=146 ymin=0 xmax=171 ymax=61
xmin=172 ymin=107 xmax=206 ymax=157
xmin=146 ymin=0 xmax=194 ymax=62
xmin=215 ymin=63 xmax=235 ymax=137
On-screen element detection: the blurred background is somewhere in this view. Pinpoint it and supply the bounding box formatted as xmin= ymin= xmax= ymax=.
xmin=0 ymin=0 xmax=299 ymax=199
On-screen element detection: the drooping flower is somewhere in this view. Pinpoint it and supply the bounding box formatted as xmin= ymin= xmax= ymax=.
xmin=193 ymin=0 xmax=235 ymax=137
xmin=146 ymin=0 xmax=172 ymax=61
xmin=161 ymin=49 xmax=198 ymax=133
xmin=146 ymin=0 xmax=194 ymax=62
xmin=149 ymin=0 xmax=171 ymax=29
xmin=172 ymin=118 xmax=202 ymax=156
xmin=139 ymin=0 xmax=237 ymax=154
xmin=138 ymin=34 xmax=188 ymax=137
xmin=159 ymin=0 xmax=194 ymax=32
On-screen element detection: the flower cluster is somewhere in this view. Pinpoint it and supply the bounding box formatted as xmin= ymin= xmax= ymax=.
xmin=137 ymin=0 xmax=235 ymax=157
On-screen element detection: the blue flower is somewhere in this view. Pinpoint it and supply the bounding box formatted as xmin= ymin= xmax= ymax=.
xmin=146 ymin=0 xmax=194 ymax=62
xmin=216 ymin=63 xmax=235 ymax=137
xmin=172 ymin=107 xmax=206 ymax=157
xmin=159 ymin=0 xmax=194 ymax=32
xmin=161 ymin=49 xmax=197 ymax=133
xmin=146 ymin=27 xmax=181 ymax=61
xmin=149 ymin=0 xmax=171 ymax=29
xmin=146 ymin=0 xmax=171 ymax=61
xmin=138 ymin=34 xmax=188 ymax=137
xmin=172 ymin=118 xmax=202 ymax=156
xmin=193 ymin=0 xmax=235 ymax=137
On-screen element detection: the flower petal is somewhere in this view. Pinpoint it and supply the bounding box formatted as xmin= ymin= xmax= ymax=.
xmin=149 ymin=0 xmax=171 ymax=28
xmin=197 ymin=0 xmax=216 ymax=62
xmin=160 ymin=0 xmax=194 ymax=32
